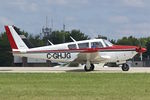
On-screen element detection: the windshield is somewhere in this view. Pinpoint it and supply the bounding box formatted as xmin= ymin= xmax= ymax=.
xmin=103 ymin=39 xmax=113 ymax=47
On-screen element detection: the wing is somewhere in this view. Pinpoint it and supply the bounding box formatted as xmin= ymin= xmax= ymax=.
xmin=71 ymin=51 xmax=110 ymax=64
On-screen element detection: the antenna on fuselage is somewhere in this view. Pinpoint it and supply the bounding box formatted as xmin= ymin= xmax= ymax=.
xmin=70 ymin=36 xmax=79 ymax=49
xmin=48 ymin=40 xmax=54 ymax=45
xmin=70 ymin=36 xmax=76 ymax=42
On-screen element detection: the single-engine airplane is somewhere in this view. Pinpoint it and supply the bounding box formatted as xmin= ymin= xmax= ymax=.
xmin=5 ymin=25 xmax=147 ymax=71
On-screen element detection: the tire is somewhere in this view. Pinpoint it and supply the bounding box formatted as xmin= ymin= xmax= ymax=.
xmin=121 ymin=63 xmax=129 ymax=71
xmin=84 ymin=64 xmax=95 ymax=71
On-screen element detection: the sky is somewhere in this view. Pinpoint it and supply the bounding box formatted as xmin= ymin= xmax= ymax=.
xmin=1 ymin=0 xmax=150 ymax=39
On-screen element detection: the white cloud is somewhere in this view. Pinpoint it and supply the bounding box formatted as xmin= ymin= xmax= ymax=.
xmin=0 ymin=17 xmax=14 ymax=32
xmin=0 ymin=17 xmax=14 ymax=25
xmin=122 ymin=0 xmax=145 ymax=7
xmin=109 ymin=16 xmax=129 ymax=24
xmin=9 ymin=0 xmax=38 ymax=12
xmin=29 ymin=3 xmax=38 ymax=12
xmin=47 ymin=0 xmax=68 ymax=5
xmin=65 ymin=16 xmax=76 ymax=22
xmin=117 ymin=23 xmax=150 ymax=35
xmin=46 ymin=0 xmax=89 ymax=6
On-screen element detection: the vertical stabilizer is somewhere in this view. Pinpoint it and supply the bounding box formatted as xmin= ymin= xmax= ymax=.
xmin=5 ymin=26 xmax=28 ymax=51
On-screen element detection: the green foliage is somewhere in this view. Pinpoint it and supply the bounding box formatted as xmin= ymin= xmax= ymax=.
xmin=117 ymin=36 xmax=140 ymax=46
xmin=95 ymin=35 xmax=107 ymax=40
xmin=0 ymin=32 xmax=13 ymax=66
xmin=28 ymin=34 xmax=45 ymax=47
xmin=47 ymin=31 xmax=69 ymax=44
xmin=110 ymin=39 xmax=117 ymax=44
xmin=70 ymin=30 xmax=90 ymax=41
xmin=14 ymin=26 xmax=29 ymax=37
xmin=144 ymin=40 xmax=150 ymax=57
xmin=45 ymin=29 xmax=89 ymax=45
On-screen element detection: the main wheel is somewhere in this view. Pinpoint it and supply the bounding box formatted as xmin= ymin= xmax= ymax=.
xmin=121 ymin=63 xmax=129 ymax=71
xmin=84 ymin=64 xmax=95 ymax=71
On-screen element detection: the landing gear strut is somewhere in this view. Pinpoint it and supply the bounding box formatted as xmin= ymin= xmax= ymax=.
xmin=84 ymin=64 xmax=95 ymax=71
xmin=121 ymin=63 xmax=129 ymax=71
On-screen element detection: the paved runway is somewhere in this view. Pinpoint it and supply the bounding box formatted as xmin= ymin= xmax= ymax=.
xmin=0 ymin=66 xmax=150 ymax=73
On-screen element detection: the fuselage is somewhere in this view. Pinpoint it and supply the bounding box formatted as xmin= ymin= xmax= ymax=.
xmin=13 ymin=39 xmax=140 ymax=64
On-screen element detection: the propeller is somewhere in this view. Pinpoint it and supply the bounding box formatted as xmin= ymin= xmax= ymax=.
xmin=138 ymin=46 xmax=143 ymax=61
xmin=136 ymin=40 xmax=147 ymax=61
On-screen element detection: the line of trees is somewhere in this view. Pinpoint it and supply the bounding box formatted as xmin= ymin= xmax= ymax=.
xmin=1 ymin=27 xmax=150 ymax=66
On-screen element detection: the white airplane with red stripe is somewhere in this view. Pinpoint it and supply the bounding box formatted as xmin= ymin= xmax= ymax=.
xmin=5 ymin=25 xmax=147 ymax=71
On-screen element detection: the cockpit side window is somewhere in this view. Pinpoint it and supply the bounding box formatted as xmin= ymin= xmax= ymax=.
xmin=91 ymin=42 xmax=103 ymax=48
xmin=68 ymin=44 xmax=77 ymax=49
xmin=78 ymin=42 xmax=89 ymax=49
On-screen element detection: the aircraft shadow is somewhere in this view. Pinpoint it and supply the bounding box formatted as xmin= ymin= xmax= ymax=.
xmin=66 ymin=69 xmax=86 ymax=72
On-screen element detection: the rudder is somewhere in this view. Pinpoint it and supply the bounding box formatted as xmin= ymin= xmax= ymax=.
xmin=4 ymin=26 xmax=28 ymax=51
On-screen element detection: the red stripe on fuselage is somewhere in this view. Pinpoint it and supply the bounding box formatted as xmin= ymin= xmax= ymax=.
xmin=5 ymin=26 xmax=18 ymax=49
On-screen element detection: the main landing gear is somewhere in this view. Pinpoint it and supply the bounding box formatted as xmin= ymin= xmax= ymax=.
xmin=84 ymin=64 xmax=95 ymax=71
xmin=84 ymin=63 xmax=129 ymax=71
xmin=121 ymin=63 xmax=130 ymax=71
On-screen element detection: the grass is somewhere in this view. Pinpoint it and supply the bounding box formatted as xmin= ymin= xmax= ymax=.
xmin=0 ymin=73 xmax=150 ymax=100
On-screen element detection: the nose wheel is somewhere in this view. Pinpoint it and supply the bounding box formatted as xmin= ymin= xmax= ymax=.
xmin=84 ymin=64 xmax=95 ymax=71
xmin=121 ymin=63 xmax=129 ymax=71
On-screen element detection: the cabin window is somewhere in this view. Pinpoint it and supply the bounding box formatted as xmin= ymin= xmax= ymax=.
xmin=68 ymin=44 xmax=77 ymax=49
xmin=91 ymin=42 xmax=103 ymax=48
xmin=78 ymin=43 xmax=89 ymax=49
